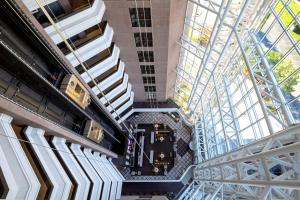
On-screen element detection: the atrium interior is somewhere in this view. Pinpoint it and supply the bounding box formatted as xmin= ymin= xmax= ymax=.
xmin=0 ymin=0 xmax=299 ymax=199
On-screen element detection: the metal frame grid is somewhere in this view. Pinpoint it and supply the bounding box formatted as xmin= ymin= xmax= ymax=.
xmin=175 ymin=0 xmax=300 ymax=199
xmin=193 ymin=124 xmax=300 ymax=199
xmin=175 ymin=0 xmax=300 ymax=157
xmin=174 ymin=0 xmax=299 ymax=124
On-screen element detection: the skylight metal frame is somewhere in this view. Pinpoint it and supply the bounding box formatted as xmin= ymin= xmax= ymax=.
xmin=176 ymin=0 xmax=300 ymax=198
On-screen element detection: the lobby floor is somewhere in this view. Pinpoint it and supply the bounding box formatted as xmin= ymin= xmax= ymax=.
xmin=120 ymin=112 xmax=193 ymax=180
xmin=130 ymin=123 xmax=175 ymax=176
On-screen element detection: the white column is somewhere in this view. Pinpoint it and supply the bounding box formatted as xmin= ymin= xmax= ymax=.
xmin=94 ymin=152 xmax=118 ymax=200
xmin=69 ymin=144 xmax=103 ymax=200
xmin=84 ymin=148 xmax=111 ymax=200
xmin=51 ymin=137 xmax=90 ymax=200
xmin=0 ymin=114 xmax=40 ymax=200
xmin=102 ymin=155 xmax=123 ymax=199
xmin=24 ymin=127 xmax=71 ymax=200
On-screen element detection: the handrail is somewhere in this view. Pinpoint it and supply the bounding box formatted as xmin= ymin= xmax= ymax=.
xmin=42 ymin=0 xmax=96 ymax=27
xmin=59 ymin=21 xmax=108 ymax=54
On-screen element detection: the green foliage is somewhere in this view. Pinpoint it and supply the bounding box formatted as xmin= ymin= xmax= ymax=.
xmin=274 ymin=0 xmax=300 ymax=41
xmin=267 ymin=51 xmax=299 ymax=92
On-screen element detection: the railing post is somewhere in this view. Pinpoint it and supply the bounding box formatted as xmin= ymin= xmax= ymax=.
xmin=235 ymin=30 xmax=275 ymax=135
xmin=250 ymin=33 xmax=295 ymax=126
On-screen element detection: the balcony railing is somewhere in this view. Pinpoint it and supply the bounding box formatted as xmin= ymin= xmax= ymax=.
xmin=58 ymin=21 xmax=107 ymax=54
xmin=38 ymin=0 xmax=96 ymax=28
xmin=98 ymin=74 xmax=124 ymax=98
xmin=87 ymin=58 xmax=120 ymax=88
xmin=75 ymin=42 xmax=114 ymax=74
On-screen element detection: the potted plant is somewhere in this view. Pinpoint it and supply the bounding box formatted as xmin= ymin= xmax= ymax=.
xmin=291 ymin=21 xmax=300 ymax=32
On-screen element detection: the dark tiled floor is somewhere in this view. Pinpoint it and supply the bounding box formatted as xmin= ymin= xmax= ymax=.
xmin=131 ymin=124 xmax=175 ymax=176
xmin=121 ymin=112 xmax=193 ymax=180
xmin=177 ymin=138 xmax=189 ymax=157
xmin=122 ymin=182 xmax=184 ymax=196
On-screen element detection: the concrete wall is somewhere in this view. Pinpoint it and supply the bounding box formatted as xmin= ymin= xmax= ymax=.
xmin=166 ymin=0 xmax=187 ymax=100
xmin=103 ymin=0 xmax=187 ymax=102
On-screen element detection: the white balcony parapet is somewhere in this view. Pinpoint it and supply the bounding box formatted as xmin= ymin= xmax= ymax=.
xmin=24 ymin=127 xmax=71 ymax=200
xmin=0 ymin=146 xmax=18 ymax=199
xmin=100 ymin=74 xmax=128 ymax=105
xmin=51 ymin=137 xmax=90 ymax=200
xmin=92 ymin=61 xmax=125 ymax=95
xmin=44 ymin=0 xmax=105 ymax=44
xmin=97 ymin=61 xmax=125 ymax=92
xmin=0 ymin=114 xmax=40 ymax=200
xmin=69 ymin=144 xmax=103 ymax=200
xmin=65 ymin=24 xmax=113 ymax=67
xmin=100 ymin=155 xmax=123 ymax=199
xmin=108 ymin=157 xmax=125 ymax=199
xmin=22 ymin=0 xmax=57 ymax=12
xmin=107 ymin=83 xmax=132 ymax=112
xmin=108 ymin=157 xmax=125 ymax=181
xmin=112 ymin=92 xmax=134 ymax=118
xmin=117 ymin=109 xmax=134 ymax=124
xmin=94 ymin=152 xmax=118 ymax=200
xmin=84 ymin=148 xmax=111 ymax=200
xmin=81 ymin=46 xmax=120 ymax=82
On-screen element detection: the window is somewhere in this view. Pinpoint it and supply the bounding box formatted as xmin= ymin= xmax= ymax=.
xmin=142 ymin=76 xmax=155 ymax=84
xmin=137 ymin=51 xmax=154 ymax=62
xmin=144 ymin=86 xmax=156 ymax=92
xmin=134 ymin=32 xmax=153 ymax=47
xmin=146 ymin=92 xmax=156 ymax=101
xmin=140 ymin=65 xmax=155 ymax=74
xmin=129 ymin=8 xmax=151 ymax=27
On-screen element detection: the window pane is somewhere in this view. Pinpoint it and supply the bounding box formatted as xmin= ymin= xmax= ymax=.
xmin=140 ymin=65 xmax=155 ymax=74
xmin=129 ymin=8 xmax=151 ymax=27
xmin=138 ymin=51 xmax=154 ymax=62
xmin=134 ymin=32 xmax=153 ymax=47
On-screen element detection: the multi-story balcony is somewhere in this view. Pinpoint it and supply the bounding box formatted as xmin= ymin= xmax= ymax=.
xmin=58 ymin=21 xmax=108 ymax=55
xmin=104 ymin=84 xmax=130 ymax=107
xmin=112 ymin=92 xmax=134 ymax=118
xmin=23 ymin=0 xmax=57 ymax=12
xmin=80 ymin=43 xmax=119 ymax=81
xmin=21 ymin=0 xmax=134 ymax=124
xmin=99 ymin=74 xmax=128 ymax=99
xmin=101 ymin=77 xmax=129 ymax=105
xmin=88 ymin=59 xmax=120 ymax=88
xmin=91 ymin=61 xmax=125 ymax=95
xmin=107 ymin=84 xmax=132 ymax=113
xmin=40 ymin=0 xmax=105 ymax=44
xmin=66 ymin=23 xmax=113 ymax=67
xmin=0 ymin=113 xmax=123 ymax=199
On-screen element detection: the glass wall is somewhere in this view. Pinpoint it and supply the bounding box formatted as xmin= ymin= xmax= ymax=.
xmin=175 ymin=0 xmax=300 ymax=161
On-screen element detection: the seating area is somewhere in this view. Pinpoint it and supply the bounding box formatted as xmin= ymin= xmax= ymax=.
xmin=121 ymin=112 xmax=193 ymax=180
xmin=127 ymin=123 xmax=176 ymax=176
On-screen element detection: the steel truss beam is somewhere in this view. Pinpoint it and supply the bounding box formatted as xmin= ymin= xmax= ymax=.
xmin=192 ymin=124 xmax=300 ymax=200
